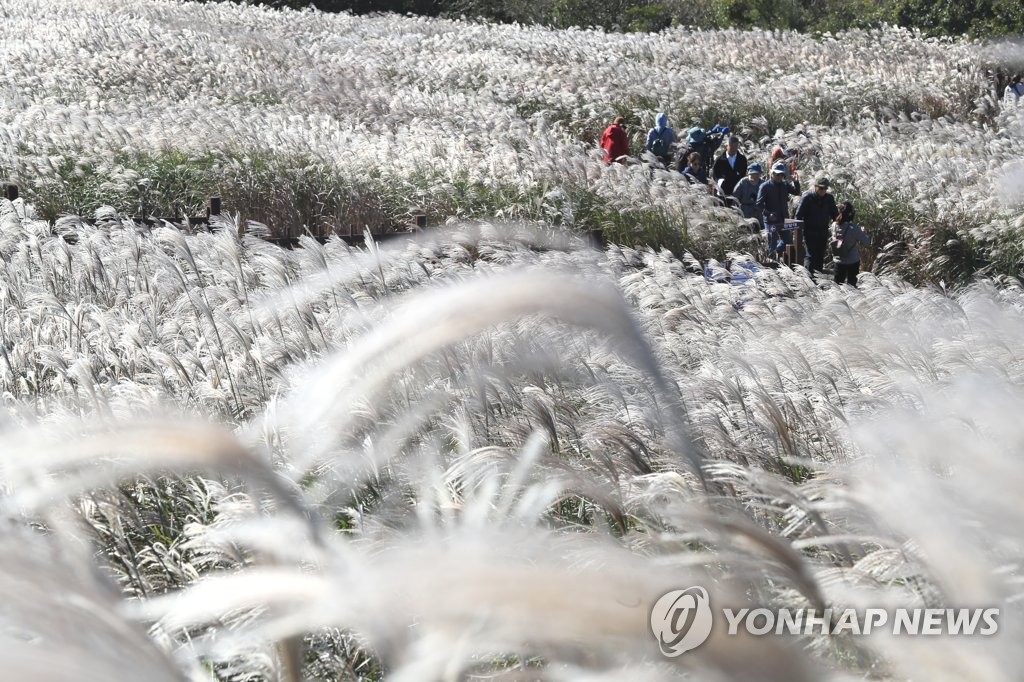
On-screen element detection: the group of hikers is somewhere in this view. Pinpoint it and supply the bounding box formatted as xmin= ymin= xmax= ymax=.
xmin=600 ymin=114 xmax=871 ymax=286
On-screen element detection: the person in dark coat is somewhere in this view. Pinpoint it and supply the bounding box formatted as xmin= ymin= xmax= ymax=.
xmin=757 ymin=161 xmax=801 ymax=257
xmin=794 ymin=176 xmax=840 ymax=277
xmin=711 ymin=135 xmax=747 ymax=196
xmin=600 ymin=116 xmax=629 ymax=164
xmin=682 ymin=151 xmax=709 ymax=186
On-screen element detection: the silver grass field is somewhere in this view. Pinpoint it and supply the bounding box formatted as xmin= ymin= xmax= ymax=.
xmin=0 ymin=1 xmax=1022 ymax=681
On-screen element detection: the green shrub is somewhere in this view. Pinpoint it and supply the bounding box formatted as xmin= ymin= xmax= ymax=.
xmin=212 ymin=0 xmax=1024 ymax=38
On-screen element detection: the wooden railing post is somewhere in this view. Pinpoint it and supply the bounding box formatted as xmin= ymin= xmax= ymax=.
xmin=411 ymin=210 xmax=426 ymax=231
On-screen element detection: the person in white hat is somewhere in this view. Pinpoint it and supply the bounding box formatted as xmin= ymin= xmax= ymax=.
xmin=756 ymin=161 xmax=801 ymax=258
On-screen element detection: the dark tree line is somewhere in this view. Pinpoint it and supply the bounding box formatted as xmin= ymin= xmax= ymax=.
xmin=223 ymin=0 xmax=1023 ymax=37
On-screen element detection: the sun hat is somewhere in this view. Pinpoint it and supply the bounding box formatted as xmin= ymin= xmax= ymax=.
xmin=748 ymin=162 xmax=763 ymax=175
xmin=771 ymin=161 xmax=787 ymax=174
xmin=687 ymin=127 xmax=706 ymax=144
xmin=814 ymin=176 xmax=830 ymax=188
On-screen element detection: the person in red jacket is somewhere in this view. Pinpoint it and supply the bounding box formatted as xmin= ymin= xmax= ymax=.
xmin=768 ymin=143 xmax=797 ymax=179
xmin=600 ymin=116 xmax=629 ymax=164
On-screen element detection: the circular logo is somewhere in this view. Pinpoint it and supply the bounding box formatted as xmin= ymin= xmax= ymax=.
xmin=650 ymin=586 xmax=713 ymax=657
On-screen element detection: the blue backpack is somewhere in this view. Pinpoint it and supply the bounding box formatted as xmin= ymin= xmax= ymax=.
xmin=651 ymin=134 xmax=670 ymax=157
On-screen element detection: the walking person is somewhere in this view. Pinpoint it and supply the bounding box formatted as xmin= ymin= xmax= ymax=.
xmin=645 ymin=113 xmax=675 ymax=167
xmin=732 ymin=162 xmax=763 ymax=230
xmin=682 ymin=151 xmax=709 ymax=186
xmin=1004 ymin=74 xmax=1024 ymax=100
xmin=794 ymin=176 xmax=839 ymax=277
xmin=711 ymin=135 xmax=747 ymax=196
xmin=676 ymin=125 xmax=726 ymax=172
xmin=600 ymin=116 xmax=630 ymax=164
xmin=832 ymin=201 xmax=871 ymax=286
xmin=768 ymin=142 xmax=797 ymax=179
xmin=757 ymin=161 xmax=801 ymax=261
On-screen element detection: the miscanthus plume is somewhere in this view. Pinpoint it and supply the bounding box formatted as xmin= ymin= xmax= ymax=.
xmin=0 ymin=1 xmax=1021 ymax=680
xmin=0 ymin=202 xmax=1018 ymax=679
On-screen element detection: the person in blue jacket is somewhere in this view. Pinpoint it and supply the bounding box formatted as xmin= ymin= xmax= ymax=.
xmin=757 ymin=161 xmax=801 ymax=258
xmin=645 ymin=113 xmax=675 ymax=167
xmin=675 ymin=125 xmax=726 ymax=172
xmin=682 ymin=152 xmax=709 ymax=186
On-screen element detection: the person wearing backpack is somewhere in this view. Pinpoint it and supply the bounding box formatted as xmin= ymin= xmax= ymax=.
xmin=645 ymin=113 xmax=675 ymax=167
xmin=675 ymin=125 xmax=726 ymax=172
xmin=832 ymin=201 xmax=871 ymax=286
xmin=600 ymin=117 xmax=630 ymax=164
